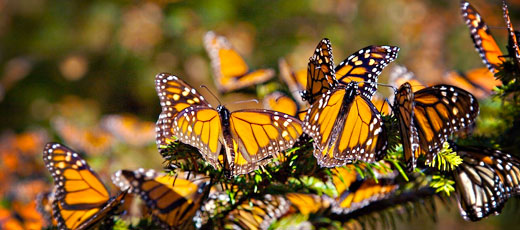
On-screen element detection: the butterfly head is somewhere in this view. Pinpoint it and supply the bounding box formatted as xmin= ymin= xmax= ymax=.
xmin=344 ymin=81 xmax=360 ymax=97
xmin=217 ymin=105 xmax=231 ymax=125
xmin=300 ymin=90 xmax=312 ymax=102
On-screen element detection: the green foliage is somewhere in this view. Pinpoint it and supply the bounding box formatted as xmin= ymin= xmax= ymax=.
xmin=429 ymin=142 xmax=462 ymax=171
xmin=429 ymin=175 xmax=455 ymax=196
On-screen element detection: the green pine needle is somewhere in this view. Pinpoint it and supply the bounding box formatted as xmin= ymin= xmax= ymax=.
xmin=429 ymin=142 xmax=463 ymax=171
xmin=429 ymin=175 xmax=455 ymax=196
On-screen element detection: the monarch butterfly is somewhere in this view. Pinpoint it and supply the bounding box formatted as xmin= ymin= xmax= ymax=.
xmin=224 ymin=195 xmax=289 ymax=230
xmin=278 ymin=58 xmax=307 ymax=106
xmin=43 ymin=143 xmax=126 ymax=230
xmin=303 ymin=82 xmax=388 ymax=167
xmin=285 ymin=193 xmax=333 ymax=215
xmin=101 ymin=114 xmax=155 ymax=147
xmin=461 ymin=0 xmax=505 ymax=74
xmin=302 ymin=39 xmax=399 ymax=166
xmin=155 ymin=74 xmax=303 ymax=176
xmin=331 ymin=165 xmax=398 ymax=214
xmin=112 ymin=169 xmax=210 ymax=228
xmin=203 ymin=31 xmax=275 ymax=93
xmin=262 ymin=91 xmax=299 ymax=117
xmin=451 ymin=144 xmax=520 ymax=221
xmin=393 ymin=83 xmax=479 ymax=171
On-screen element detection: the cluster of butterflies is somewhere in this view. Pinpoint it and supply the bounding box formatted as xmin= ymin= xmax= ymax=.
xmin=37 ymin=142 xmax=405 ymax=229
xmin=0 ymin=131 xmax=50 ymax=230
xmin=31 ymin=1 xmax=520 ymax=228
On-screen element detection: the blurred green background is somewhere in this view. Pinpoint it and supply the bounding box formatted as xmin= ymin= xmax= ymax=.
xmin=0 ymin=0 xmax=519 ymax=229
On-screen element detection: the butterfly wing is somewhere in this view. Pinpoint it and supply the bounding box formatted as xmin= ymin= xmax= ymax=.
xmin=263 ymin=91 xmax=299 ymax=117
xmin=461 ymin=0 xmax=504 ymax=73
xmin=453 ymin=149 xmax=506 ymax=221
xmin=155 ymin=73 xmax=211 ymax=150
xmin=286 ymin=193 xmax=333 ymax=215
xmin=302 ymin=38 xmax=336 ymax=104
xmin=394 ymin=83 xmax=420 ymax=171
xmin=112 ymin=169 xmax=210 ymax=228
xmin=335 ymin=45 xmax=399 ymax=99
xmin=331 ymin=165 xmax=398 ymax=214
xmin=303 ymin=88 xmax=345 ymax=167
xmin=204 ymin=31 xmax=274 ymax=93
xmin=442 ymin=70 xmax=493 ymax=99
xmin=454 ymin=145 xmax=520 ymax=198
xmin=173 ymin=106 xmax=222 ymax=169
xmin=503 ymin=1 xmax=520 ymax=65
xmin=228 ymin=109 xmax=303 ymax=165
xmin=225 ymin=195 xmax=289 ymax=230
xmin=279 ymin=58 xmax=307 ymax=106
xmin=462 ymin=67 xmax=500 ymax=95
xmin=43 ymin=143 xmax=123 ymax=230
xmin=304 ymin=86 xmax=387 ymax=167
xmin=413 ymin=85 xmax=479 ymax=164
xmin=371 ymin=94 xmax=391 ymax=116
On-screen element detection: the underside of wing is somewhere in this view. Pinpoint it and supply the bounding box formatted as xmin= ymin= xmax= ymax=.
xmin=173 ymin=106 xmax=222 ymax=168
xmin=303 ymin=38 xmax=336 ymax=104
xmin=303 ymin=89 xmax=345 ymax=167
xmin=461 ymin=1 xmax=504 ymax=73
xmin=43 ymin=143 xmax=121 ymax=230
xmin=155 ymin=73 xmax=210 ymax=149
xmin=333 ymin=93 xmax=387 ymax=163
xmin=395 ymin=83 xmax=420 ymax=171
xmin=454 ymin=152 xmax=505 ymax=221
xmin=204 ymin=31 xmax=274 ymax=92
xmin=113 ymin=169 xmax=210 ymax=228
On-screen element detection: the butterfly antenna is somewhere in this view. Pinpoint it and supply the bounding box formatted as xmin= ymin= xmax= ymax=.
xmin=227 ymin=99 xmax=260 ymax=106
xmin=200 ymin=85 xmax=222 ymax=105
xmin=375 ymin=82 xmax=398 ymax=94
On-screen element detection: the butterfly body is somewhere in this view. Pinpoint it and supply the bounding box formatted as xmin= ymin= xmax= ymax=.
xmin=394 ymin=83 xmax=420 ymax=171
